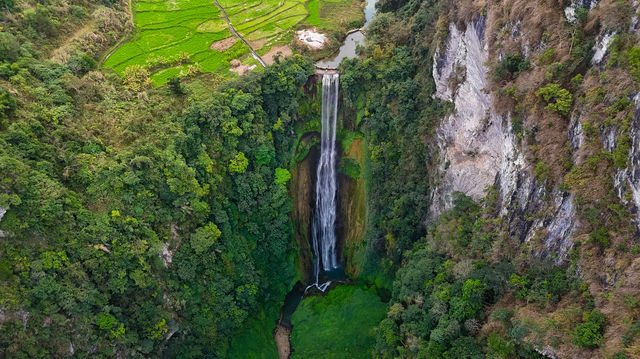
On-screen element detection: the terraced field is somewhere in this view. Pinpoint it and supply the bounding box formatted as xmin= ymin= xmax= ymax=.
xmin=103 ymin=0 xmax=364 ymax=85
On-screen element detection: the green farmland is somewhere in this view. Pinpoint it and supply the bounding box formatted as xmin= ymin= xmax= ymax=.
xmin=103 ymin=0 xmax=365 ymax=85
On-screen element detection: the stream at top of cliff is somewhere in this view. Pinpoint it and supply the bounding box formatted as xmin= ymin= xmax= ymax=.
xmin=316 ymin=0 xmax=379 ymax=69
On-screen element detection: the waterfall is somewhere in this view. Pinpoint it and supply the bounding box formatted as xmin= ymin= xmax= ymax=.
xmin=307 ymin=73 xmax=340 ymax=292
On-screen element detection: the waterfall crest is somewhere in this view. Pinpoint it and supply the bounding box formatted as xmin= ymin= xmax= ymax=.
xmin=307 ymin=73 xmax=340 ymax=292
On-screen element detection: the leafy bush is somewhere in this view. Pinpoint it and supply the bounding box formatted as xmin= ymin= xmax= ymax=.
xmin=589 ymin=227 xmax=611 ymax=248
xmin=67 ymin=52 xmax=97 ymax=75
xmin=487 ymin=333 xmax=516 ymax=358
xmin=510 ymin=265 xmax=570 ymax=305
xmin=0 ymin=0 xmax=13 ymax=10
xmin=534 ymin=161 xmax=550 ymax=182
xmin=122 ymin=65 xmax=152 ymax=92
xmin=23 ymin=5 xmax=58 ymax=38
xmin=0 ymin=88 xmax=16 ymax=119
xmin=492 ymin=308 xmax=514 ymax=325
xmin=167 ymin=76 xmax=185 ymax=96
xmin=190 ymin=223 xmax=221 ymax=254
xmin=611 ymin=352 xmax=630 ymax=359
xmin=0 ymin=32 xmax=20 ymax=63
xmin=536 ymin=84 xmax=573 ymax=116
xmin=573 ymin=310 xmax=606 ymax=348
xmin=493 ymin=53 xmax=530 ymax=82
xmin=537 ymin=49 xmax=557 ymax=66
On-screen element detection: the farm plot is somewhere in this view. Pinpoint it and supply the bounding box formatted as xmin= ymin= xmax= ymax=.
xmin=103 ymin=0 xmax=365 ymax=85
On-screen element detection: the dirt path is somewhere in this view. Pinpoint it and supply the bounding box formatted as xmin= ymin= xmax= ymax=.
xmin=213 ymin=0 xmax=267 ymax=67
xmin=274 ymin=324 xmax=291 ymax=359
xmin=50 ymin=21 xmax=95 ymax=63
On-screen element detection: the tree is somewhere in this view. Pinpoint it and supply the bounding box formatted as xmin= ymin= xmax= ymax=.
xmin=168 ymin=76 xmax=185 ymax=95
xmin=0 ymin=88 xmax=16 ymax=119
xmin=536 ymin=84 xmax=573 ymax=116
xmin=573 ymin=310 xmax=606 ymax=348
xmin=123 ymin=65 xmax=152 ymax=92
xmin=23 ymin=5 xmax=58 ymax=37
xmin=229 ymin=152 xmax=248 ymax=174
xmin=67 ymin=52 xmax=96 ymax=75
xmin=190 ymin=222 xmax=221 ymax=254
xmin=0 ymin=32 xmax=20 ymax=62
xmin=274 ymin=168 xmax=290 ymax=184
xmin=0 ymin=0 xmax=13 ymax=10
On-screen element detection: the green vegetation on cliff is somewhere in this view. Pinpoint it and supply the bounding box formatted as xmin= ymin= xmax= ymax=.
xmin=0 ymin=7 xmax=314 ymax=351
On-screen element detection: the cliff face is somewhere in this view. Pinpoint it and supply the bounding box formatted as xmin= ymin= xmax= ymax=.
xmin=429 ymin=13 xmax=577 ymax=262
xmin=607 ymin=93 xmax=640 ymax=231
xmin=422 ymin=0 xmax=640 ymax=356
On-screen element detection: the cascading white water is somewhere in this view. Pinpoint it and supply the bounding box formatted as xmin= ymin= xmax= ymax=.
xmin=307 ymin=73 xmax=340 ymax=292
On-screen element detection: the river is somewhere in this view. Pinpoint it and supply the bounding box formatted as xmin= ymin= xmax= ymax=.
xmin=316 ymin=0 xmax=379 ymax=69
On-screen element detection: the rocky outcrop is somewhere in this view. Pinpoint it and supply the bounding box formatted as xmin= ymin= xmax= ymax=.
xmin=591 ymin=30 xmax=616 ymax=66
xmin=605 ymin=93 xmax=640 ymax=231
xmin=431 ymin=17 xmax=503 ymax=217
xmin=631 ymin=0 xmax=640 ymax=33
xmin=0 ymin=207 xmax=6 ymax=238
xmin=429 ymin=15 xmax=577 ymax=261
xmin=564 ymin=0 xmax=601 ymax=22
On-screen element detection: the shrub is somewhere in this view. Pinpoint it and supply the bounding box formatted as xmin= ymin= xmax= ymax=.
xmin=589 ymin=227 xmax=610 ymax=248
xmin=570 ymin=74 xmax=583 ymax=90
xmin=487 ymin=333 xmax=516 ymax=358
xmin=96 ymin=312 xmax=117 ymax=330
xmin=0 ymin=32 xmax=20 ymax=63
xmin=536 ymin=84 xmax=573 ymax=116
xmin=0 ymin=88 xmax=16 ymax=119
xmin=67 ymin=52 xmax=97 ymax=75
xmin=537 ymin=49 xmax=557 ymax=66
xmin=0 ymin=0 xmax=13 ymax=10
xmin=167 ymin=76 xmax=185 ymax=96
xmin=510 ymin=266 xmax=570 ymax=305
xmin=492 ymin=308 xmax=514 ymax=325
xmin=572 ymin=310 xmax=606 ymax=348
xmin=534 ymin=161 xmax=550 ymax=182
xmin=122 ymin=65 xmax=152 ymax=92
xmin=493 ymin=53 xmax=530 ymax=82
xmin=23 ymin=5 xmax=58 ymax=38
xmin=611 ymin=352 xmax=630 ymax=359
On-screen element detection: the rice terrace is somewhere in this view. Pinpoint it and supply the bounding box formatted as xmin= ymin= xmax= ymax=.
xmin=103 ymin=0 xmax=366 ymax=85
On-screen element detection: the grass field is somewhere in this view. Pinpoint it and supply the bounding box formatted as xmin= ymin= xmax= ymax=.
xmin=290 ymin=285 xmax=387 ymax=358
xmin=103 ymin=0 xmax=365 ymax=85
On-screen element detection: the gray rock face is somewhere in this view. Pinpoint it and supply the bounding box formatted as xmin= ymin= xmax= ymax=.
xmin=631 ymin=0 xmax=640 ymax=33
xmin=591 ymin=31 xmax=616 ymax=66
xmin=565 ymin=0 xmax=601 ymax=22
xmin=0 ymin=207 xmax=6 ymax=238
xmin=431 ymin=17 xmax=503 ymax=217
xmin=569 ymin=117 xmax=585 ymax=151
xmin=429 ymin=16 xmax=577 ymax=261
xmin=608 ymin=93 xmax=640 ymax=230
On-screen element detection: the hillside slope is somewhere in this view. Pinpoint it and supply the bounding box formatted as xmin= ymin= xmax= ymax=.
xmin=339 ymin=0 xmax=640 ymax=357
